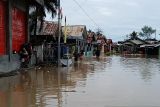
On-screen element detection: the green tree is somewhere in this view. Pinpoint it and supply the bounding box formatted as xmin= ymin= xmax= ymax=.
xmin=129 ymin=31 xmax=138 ymax=39
xmin=139 ymin=26 xmax=156 ymax=39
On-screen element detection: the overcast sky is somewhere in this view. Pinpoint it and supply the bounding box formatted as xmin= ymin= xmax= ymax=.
xmin=46 ymin=0 xmax=160 ymax=42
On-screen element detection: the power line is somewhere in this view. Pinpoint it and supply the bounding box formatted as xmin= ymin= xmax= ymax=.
xmin=71 ymin=0 xmax=101 ymax=29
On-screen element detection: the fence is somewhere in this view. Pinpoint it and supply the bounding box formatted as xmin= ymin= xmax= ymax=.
xmin=43 ymin=46 xmax=57 ymax=64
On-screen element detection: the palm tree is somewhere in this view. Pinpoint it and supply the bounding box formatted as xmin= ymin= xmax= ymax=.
xmin=28 ymin=0 xmax=58 ymax=37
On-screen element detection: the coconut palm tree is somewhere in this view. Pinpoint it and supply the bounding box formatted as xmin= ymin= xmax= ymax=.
xmin=28 ymin=0 xmax=58 ymax=36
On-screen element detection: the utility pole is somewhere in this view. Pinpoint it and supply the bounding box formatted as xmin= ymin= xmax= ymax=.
xmin=57 ymin=0 xmax=61 ymax=67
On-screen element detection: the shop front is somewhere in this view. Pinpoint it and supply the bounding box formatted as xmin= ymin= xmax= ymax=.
xmin=0 ymin=0 xmax=43 ymax=73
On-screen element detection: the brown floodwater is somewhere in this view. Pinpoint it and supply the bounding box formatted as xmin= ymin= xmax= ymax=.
xmin=1 ymin=55 xmax=160 ymax=107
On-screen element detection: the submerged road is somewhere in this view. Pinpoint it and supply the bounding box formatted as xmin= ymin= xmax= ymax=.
xmin=0 ymin=55 xmax=160 ymax=107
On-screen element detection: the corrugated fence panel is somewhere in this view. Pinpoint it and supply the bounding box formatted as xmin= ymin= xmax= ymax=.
xmin=0 ymin=1 xmax=6 ymax=55
xmin=12 ymin=7 xmax=26 ymax=52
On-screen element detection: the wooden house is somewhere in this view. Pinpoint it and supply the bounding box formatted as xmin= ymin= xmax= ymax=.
xmin=62 ymin=25 xmax=87 ymax=53
xmin=119 ymin=37 xmax=147 ymax=54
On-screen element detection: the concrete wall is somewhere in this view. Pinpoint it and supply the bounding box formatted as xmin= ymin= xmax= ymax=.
xmin=0 ymin=54 xmax=36 ymax=73
xmin=30 ymin=54 xmax=36 ymax=66
xmin=0 ymin=55 xmax=20 ymax=73
xmin=34 ymin=45 xmax=44 ymax=63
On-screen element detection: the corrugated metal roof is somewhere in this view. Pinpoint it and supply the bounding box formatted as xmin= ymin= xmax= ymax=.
xmin=130 ymin=39 xmax=145 ymax=45
xmin=123 ymin=38 xmax=146 ymax=45
xmin=140 ymin=43 xmax=160 ymax=48
xmin=124 ymin=41 xmax=134 ymax=45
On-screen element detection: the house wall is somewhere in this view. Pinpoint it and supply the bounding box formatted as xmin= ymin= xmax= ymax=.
xmin=145 ymin=47 xmax=159 ymax=55
xmin=34 ymin=45 xmax=44 ymax=63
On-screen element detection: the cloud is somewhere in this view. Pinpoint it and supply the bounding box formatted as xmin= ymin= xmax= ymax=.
xmin=97 ymin=7 xmax=112 ymax=16
xmin=124 ymin=1 xmax=139 ymax=7
xmin=46 ymin=0 xmax=160 ymax=41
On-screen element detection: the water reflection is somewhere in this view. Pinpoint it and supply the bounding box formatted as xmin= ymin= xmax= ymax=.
xmin=0 ymin=61 xmax=94 ymax=107
xmin=120 ymin=56 xmax=160 ymax=81
xmin=0 ymin=56 xmax=160 ymax=107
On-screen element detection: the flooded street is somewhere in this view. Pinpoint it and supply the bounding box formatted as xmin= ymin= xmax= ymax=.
xmin=1 ymin=55 xmax=160 ymax=107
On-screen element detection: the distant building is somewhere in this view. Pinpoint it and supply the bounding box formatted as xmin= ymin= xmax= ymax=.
xmin=62 ymin=25 xmax=87 ymax=40
xmin=62 ymin=25 xmax=87 ymax=53
xmin=105 ymin=39 xmax=113 ymax=53
xmin=118 ymin=37 xmax=147 ymax=54
xmin=145 ymin=38 xmax=158 ymax=44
